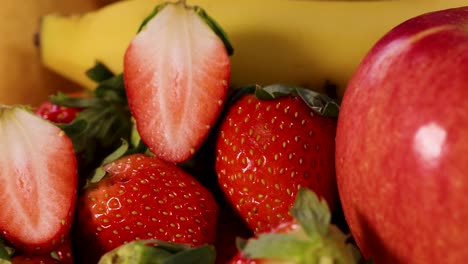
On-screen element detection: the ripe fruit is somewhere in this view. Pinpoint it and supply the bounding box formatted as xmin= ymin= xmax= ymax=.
xmin=124 ymin=1 xmax=231 ymax=163
xmin=39 ymin=0 xmax=468 ymax=96
xmin=216 ymin=85 xmax=338 ymax=233
xmin=10 ymin=237 xmax=73 ymax=264
xmin=11 ymin=255 xmax=59 ymax=264
xmin=0 ymin=106 xmax=77 ymax=254
xmin=35 ymin=99 xmax=83 ymax=123
xmin=38 ymin=67 xmax=133 ymax=180
xmin=75 ymin=153 xmax=218 ymax=263
xmin=228 ymin=188 xmax=359 ymax=264
xmin=336 ymin=7 xmax=468 ymax=264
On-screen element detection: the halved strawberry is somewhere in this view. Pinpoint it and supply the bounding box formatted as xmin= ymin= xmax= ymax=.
xmin=124 ymin=1 xmax=232 ymax=163
xmin=0 ymin=106 xmax=77 ymax=254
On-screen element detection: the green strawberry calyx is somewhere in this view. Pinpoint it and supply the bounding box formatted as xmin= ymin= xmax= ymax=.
xmin=230 ymin=84 xmax=340 ymax=118
xmin=97 ymin=239 xmax=216 ymax=264
xmin=238 ymin=188 xmax=365 ymax=264
xmin=137 ymin=0 xmax=234 ymax=56
xmin=48 ymin=63 xmax=133 ymax=179
xmin=0 ymin=236 xmax=13 ymax=262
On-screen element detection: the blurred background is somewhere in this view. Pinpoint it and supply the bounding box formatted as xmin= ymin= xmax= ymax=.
xmin=0 ymin=0 xmax=117 ymax=106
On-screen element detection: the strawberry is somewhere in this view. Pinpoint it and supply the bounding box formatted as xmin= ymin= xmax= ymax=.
xmin=11 ymin=235 xmax=73 ymax=264
xmin=228 ymin=188 xmax=361 ymax=264
xmin=49 ymin=236 xmax=73 ymax=264
xmin=11 ymin=255 xmax=59 ymax=264
xmin=124 ymin=1 xmax=233 ymax=163
xmin=36 ymin=64 xmax=133 ymax=184
xmin=35 ymin=92 xmax=87 ymax=124
xmin=74 ymin=153 xmax=219 ymax=263
xmin=0 ymin=106 xmax=77 ymax=254
xmin=215 ymin=84 xmax=339 ymax=233
xmin=35 ymin=100 xmax=82 ymax=124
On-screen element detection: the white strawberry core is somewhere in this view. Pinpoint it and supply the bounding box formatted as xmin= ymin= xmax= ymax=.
xmin=124 ymin=3 xmax=230 ymax=162
xmin=0 ymin=107 xmax=76 ymax=246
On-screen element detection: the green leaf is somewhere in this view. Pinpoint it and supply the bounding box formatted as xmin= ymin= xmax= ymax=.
xmin=242 ymin=234 xmax=311 ymax=261
xmin=292 ymin=188 xmax=331 ymax=239
xmin=255 ymin=83 xmax=295 ymax=100
xmin=137 ymin=1 xmax=233 ymax=56
xmin=0 ymin=237 xmax=10 ymax=261
xmin=162 ymin=245 xmax=215 ymax=264
xmin=97 ymin=240 xmax=215 ymax=264
xmin=137 ymin=2 xmax=170 ymax=33
xmin=89 ymin=139 xmax=130 ymax=184
xmin=49 ymin=92 xmax=99 ymax=108
xmin=296 ymin=88 xmax=340 ymax=118
xmin=249 ymin=84 xmax=341 ymax=118
xmin=86 ymin=62 xmax=115 ymax=83
xmin=52 ymin=71 xmax=133 ymax=178
xmin=194 ymin=5 xmax=234 ymax=56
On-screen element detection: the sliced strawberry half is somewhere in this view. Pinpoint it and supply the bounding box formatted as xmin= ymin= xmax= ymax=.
xmin=124 ymin=1 xmax=232 ymax=163
xmin=0 ymin=106 xmax=77 ymax=254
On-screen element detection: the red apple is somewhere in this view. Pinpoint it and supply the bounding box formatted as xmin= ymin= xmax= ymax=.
xmin=336 ymin=7 xmax=468 ymax=264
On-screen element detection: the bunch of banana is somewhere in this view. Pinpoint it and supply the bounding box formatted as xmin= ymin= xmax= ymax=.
xmin=39 ymin=0 xmax=468 ymax=96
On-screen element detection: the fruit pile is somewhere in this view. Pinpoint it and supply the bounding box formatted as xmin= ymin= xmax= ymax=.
xmin=1 ymin=1 xmax=468 ymax=264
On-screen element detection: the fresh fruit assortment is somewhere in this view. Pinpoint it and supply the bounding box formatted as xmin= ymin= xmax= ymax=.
xmin=0 ymin=1 xmax=467 ymax=264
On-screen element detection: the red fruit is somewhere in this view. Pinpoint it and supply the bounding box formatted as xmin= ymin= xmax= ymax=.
xmin=75 ymin=153 xmax=219 ymax=263
xmin=124 ymin=2 xmax=231 ymax=163
xmin=227 ymin=188 xmax=359 ymax=264
xmin=216 ymin=88 xmax=337 ymax=233
xmin=228 ymin=221 xmax=299 ymax=264
xmin=50 ymin=236 xmax=73 ymax=264
xmin=35 ymin=93 xmax=85 ymax=123
xmin=336 ymin=7 xmax=468 ymax=264
xmin=0 ymin=106 xmax=77 ymax=254
xmin=11 ymin=235 xmax=73 ymax=264
xmin=11 ymin=255 xmax=59 ymax=264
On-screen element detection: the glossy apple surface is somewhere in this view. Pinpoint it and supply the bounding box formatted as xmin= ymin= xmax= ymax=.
xmin=336 ymin=7 xmax=468 ymax=264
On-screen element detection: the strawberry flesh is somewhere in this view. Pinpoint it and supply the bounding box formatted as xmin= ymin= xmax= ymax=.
xmin=0 ymin=106 xmax=77 ymax=254
xmin=124 ymin=3 xmax=231 ymax=163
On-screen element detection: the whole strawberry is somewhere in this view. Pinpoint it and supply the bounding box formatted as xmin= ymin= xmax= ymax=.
xmin=216 ymin=84 xmax=339 ymax=233
xmin=228 ymin=188 xmax=361 ymax=264
xmin=11 ymin=255 xmax=59 ymax=264
xmin=75 ymin=153 xmax=219 ymax=263
xmin=35 ymin=92 xmax=86 ymax=124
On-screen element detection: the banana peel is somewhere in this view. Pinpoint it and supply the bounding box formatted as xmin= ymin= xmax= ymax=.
xmin=39 ymin=0 xmax=468 ymax=97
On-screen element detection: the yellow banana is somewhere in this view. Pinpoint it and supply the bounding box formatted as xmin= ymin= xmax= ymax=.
xmin=39 ymin=0 xmax=468 ymax=96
